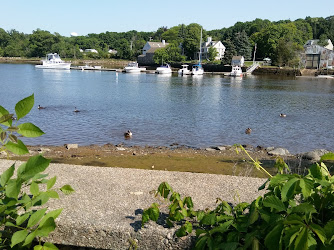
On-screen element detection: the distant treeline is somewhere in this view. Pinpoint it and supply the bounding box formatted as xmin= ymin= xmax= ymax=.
xmin=0 ymin=16 xmax=333 ymax=66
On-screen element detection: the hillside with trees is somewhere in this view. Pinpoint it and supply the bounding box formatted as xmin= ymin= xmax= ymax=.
xmin=0 ymin=16 xmax=333 ymax=67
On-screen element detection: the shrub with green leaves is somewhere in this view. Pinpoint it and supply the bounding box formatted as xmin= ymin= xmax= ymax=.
xmin=0 ymin=94 xmax=74 ymax=249
xmin=142 ymin=145 xmax=334 ymax=250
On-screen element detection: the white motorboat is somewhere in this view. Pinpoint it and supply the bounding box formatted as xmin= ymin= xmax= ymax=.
xmin=78 ymin=65 xmax=102 ymax=70
xmin=178 ymin=64 xmax=191 ymax=75
xmin=155 ymin=64 xmax=172 ymax=74
xmin=230 ymin=65 xmax=243 ymax=77
xmin=124 ymin=62 xmax=144 ymax=73
xmin=191 ymin=28 xmax=204 ymax=75
xmin=35 ymin=53 xmax=71 ymax=69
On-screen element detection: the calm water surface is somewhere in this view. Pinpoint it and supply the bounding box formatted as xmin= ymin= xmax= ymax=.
xmin=0 ymin=64 xmax=333 ymax=154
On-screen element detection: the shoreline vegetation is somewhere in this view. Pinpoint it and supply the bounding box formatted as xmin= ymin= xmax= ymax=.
xmin=1 ymin=143 xmax=332 ymax=178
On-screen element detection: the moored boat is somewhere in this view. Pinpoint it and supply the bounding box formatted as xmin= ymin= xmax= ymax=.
xmin=155 ymin=64 xmax=172 ymax=74
xmin=230 ymin=65 xmax=243 ymax=77
xmin=191 ymin=28 xmax=204 ymax=75
xmin=35 ymin=53 xmax=71 ymax=69
xmin=124 ymin=62 xmax=145 ymax=73
xmin=178 ymin=64 xmax=191 ymax=75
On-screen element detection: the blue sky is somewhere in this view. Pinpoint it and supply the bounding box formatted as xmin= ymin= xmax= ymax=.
xmin=1 ymin=0 xmax=333 ymax=36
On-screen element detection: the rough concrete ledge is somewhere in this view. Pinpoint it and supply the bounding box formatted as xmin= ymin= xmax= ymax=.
xmin=0 ymin=160 xmax=266 ymax=249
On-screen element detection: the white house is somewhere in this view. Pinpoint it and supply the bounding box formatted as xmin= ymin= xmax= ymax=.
xmin=231 ymin=56 xmax=245 ymax=66
xmin=201 ymin=37 xmax=225 ymax=61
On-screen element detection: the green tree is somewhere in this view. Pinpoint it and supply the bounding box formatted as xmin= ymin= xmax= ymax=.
xmin=27 ymin=29 xmax=59 ymax=57
xmin=182 ymin=23 xmax=205 ymax=60
xmin=116 ymin=38 xmax=133 ymax=60
xmin=221 ymin=38 xmax=236 ymax=65
xmin=207 ymin=47 xmax=218 ymax=61
xmin=233 ymin=31 xmax=252 ymax=60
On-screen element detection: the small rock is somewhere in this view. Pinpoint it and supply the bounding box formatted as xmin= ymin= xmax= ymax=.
xmin=130 ymin=191 xmax=143 ymax=195
xmin=217 ymin=146 xmax=226 ymax=151
xmin=151 ymin=165 xmax=155 ymax=169
xmin=268 ymin=148 xmax=290 ymax=156
xmin=64 ymin=144 xmax=78 ymax=150
xmin=167 ymin=232 xmax=173 ymax=240
xmin=266 ymin=147 xmax=275 ymax=151
xmin=116 ymin=147 xmax=126 ymax=151
xmin=302 ymin=149 xmax=330 ymax=162
xmin=163 ymin=239 xmax=169 ymax=244
xmin=205 ymin=148 xmax=216 ymax=152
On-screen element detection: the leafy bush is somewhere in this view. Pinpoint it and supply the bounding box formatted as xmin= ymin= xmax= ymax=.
xmin=0 ymin=94 xmax=74 ymax=249
xmin=142 ymin=145 xmax=334 ymax=249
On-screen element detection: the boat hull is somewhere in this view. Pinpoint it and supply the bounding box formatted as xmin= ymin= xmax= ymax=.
xmin=156 ymin=68 xmax=172 ymax=74
xmin=35 ymin=63 xmax=71 ymax=69
xmin=124 ymin=67 xmax=142 ymax=73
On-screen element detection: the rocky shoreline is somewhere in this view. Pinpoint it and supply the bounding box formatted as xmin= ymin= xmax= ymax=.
xmin=2 ymin=143 xmax=332 ymax=177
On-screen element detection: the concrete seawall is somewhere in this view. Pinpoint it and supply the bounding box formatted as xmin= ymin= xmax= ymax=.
xmin=0 ymin=160 xmax=266 ymax=249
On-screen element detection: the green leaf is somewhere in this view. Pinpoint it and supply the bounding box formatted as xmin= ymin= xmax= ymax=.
xmin=176 ymin=222 xmax=192 ymax=237
xmin=34 ymin=245 xmax=43 ymax=250
xmin=218 ymin=242 xmax=239 ymax=250
xmin=15 ymin=94 xmax=34 ymax=120
xmin=47 ymin=176 xmax=57 ymax=190
xmin=157 ymin=182 xmax=172 ymax=199
xmin=0 ymin=131 xmax=6 ymax=141
xmin=42 ymin=242 xmax=58 ymax=250
xmin=320 ymin=152 xmax=334 ymax=161
xmin=46 ymin=190 xmax=59 ymax=199
xmin=299 ymin=178 xmax=314 ymax=198
xmin=6 ymin=179 xmax=23 ymax=198
xmin=0 ymin=164 xmax=15 ymax=186
xmin=209 ymin=220 xmax=233 ymax=235
xmin=281 ymin=177 xmax=299 ymax=202
xmin=17 ymin=122 xmax=45 ymax=137
xmin=0 ymin=113 xmax=14 ymax=126
xmin=183 ymin=196 xmax=193 ymax=208
xmin=324 ymin=220 xmax=334 ymax=242
xmin=60 ymin=184 xmax=75 ymax=195
xmin=19 ymin=155 xmax=51 ymax=180
xmin=264 ymin=223 xmax=284 ymax=250
xmin=9 ymin=134 xmax=18 ymax=143
xmin=200 ymin=213 xmax=216 ymax=226
xmin=11 ymin=229 xmax=29 ymax=248
xmin=39 ymin=208 xmax=63 ymax=227
xmin=292 ymin=203 xmax=317 ymax=215
xmin=195 ymin=235 xmax=208 ymax=250
xmin=269 ymin=174 xmax=290 ymax=187
xmin=16 ymin=212 xmax=31 ymax=226
xmin=35 ymin=217 xmax=56 ymax=237
xmin=0 ymin=105 xmax=12 ymax=126
xmin=22 ymin=230 xmax=37 ymax=247
xmin=294 ymin=227 xmax=308 ymax=250
xmin=27 ymin=208 xmax=47 ymax=228
xmin=146 ymin=203 xmax=160 ymax=222
xmin=309 ymin=223 xmax=326 ymax=244
xmin=30 ymin=181 xmax=40 ymax=196
xmin=263 ymin=195 xmax=286 ymax=212
xmin=5 ymin=139 xmax=29 ymax=155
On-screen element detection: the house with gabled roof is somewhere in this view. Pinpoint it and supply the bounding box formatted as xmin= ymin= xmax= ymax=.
xmin=303 ymin=39 xmax=334 ymax=69
xmin=201 ymin=37 xmax=225 ymax=61
xmin=137 ymin=40 xmax=169 ymax=65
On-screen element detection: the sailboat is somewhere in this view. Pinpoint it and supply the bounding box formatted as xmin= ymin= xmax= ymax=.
xmin=192 ymin=28 xmax=204 ymax=75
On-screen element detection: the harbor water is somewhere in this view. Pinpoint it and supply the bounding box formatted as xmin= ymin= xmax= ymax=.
xmin=0 ymin=63 xmax=333 ymax=154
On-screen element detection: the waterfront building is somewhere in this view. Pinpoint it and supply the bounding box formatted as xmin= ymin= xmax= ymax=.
xmin=303 ymin=39 xmax=334 ymax=69
xmin=138 ymin=40 xmax=169 ymax=65
xmin=200 ymin=37 xmax=225 ymax=61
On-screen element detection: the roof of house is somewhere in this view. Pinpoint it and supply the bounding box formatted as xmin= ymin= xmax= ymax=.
xmin=232 ymin=56 xmax=244 ymax=60
xmin=145 ymin=42 xmax=169 ymax=54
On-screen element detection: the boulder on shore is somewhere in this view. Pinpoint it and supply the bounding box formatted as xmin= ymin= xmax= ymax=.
xmin=301 ymin=149 xmax=330 ymax=162
xmin=267 ymin=148 xmax=290 ymax=156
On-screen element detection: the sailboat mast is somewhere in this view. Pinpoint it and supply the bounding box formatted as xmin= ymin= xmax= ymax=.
xmin=199 ymin=28 xmax=202 ymax=63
